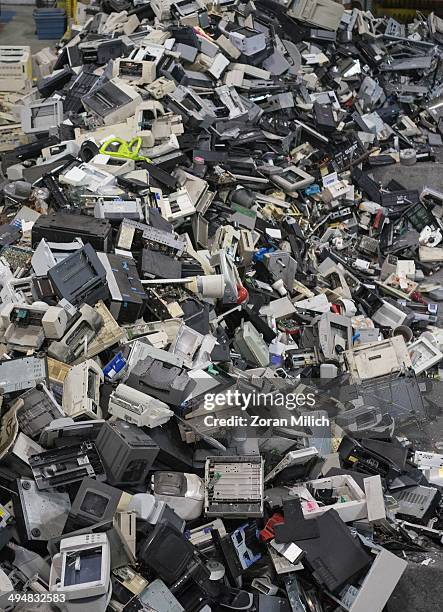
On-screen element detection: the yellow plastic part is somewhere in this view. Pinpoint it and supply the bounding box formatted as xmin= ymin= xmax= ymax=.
xmin=99 ymin=136 xmax=152 ymax=163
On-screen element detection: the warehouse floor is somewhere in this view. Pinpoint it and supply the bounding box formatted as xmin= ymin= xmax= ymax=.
xmin=0 ymin=5 xmax=57 ymax=53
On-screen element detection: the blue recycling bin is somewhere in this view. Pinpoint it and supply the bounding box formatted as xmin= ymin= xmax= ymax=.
xmin=33 ymin=8 xmax=66 ymax=40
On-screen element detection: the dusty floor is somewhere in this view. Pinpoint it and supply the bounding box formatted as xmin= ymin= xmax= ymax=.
xmin=0 ymin=4 xmax=58 ymax=53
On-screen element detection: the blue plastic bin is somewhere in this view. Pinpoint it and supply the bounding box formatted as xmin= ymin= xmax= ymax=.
xmin=33 ymin=8 xmax=66 ymax=40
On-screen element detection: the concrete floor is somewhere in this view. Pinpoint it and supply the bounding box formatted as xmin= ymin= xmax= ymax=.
xmin=372 ymin=160 xmax=443 ymax=192
xmin=0 ymin=5 xmax=58 ymax=53
xmin=387 ymin=552 xmax=443 ymax=612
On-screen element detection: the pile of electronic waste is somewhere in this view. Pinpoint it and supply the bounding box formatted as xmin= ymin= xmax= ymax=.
xmin=0 ymin=1 xmax=443 ymax=611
